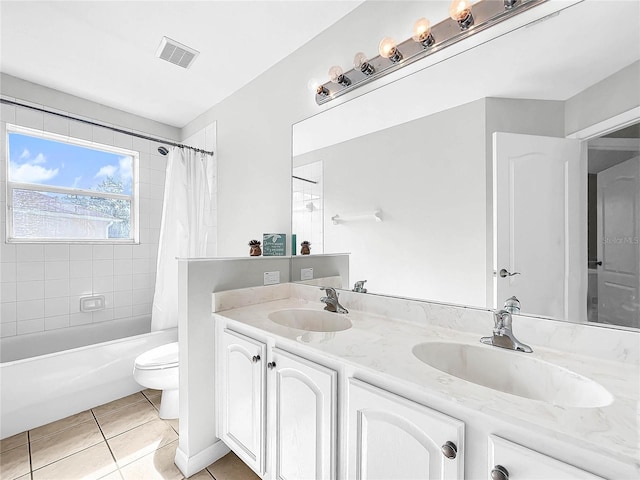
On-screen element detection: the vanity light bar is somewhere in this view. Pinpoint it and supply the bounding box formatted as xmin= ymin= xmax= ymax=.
xmin=314 ymin=0 xmax=547 ymax=105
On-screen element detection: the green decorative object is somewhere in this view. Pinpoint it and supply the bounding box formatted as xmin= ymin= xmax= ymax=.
xmin=263 ymin=233 xmax=286 ymax=256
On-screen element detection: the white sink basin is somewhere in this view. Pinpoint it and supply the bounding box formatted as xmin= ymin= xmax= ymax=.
xmin=268 ymin=309 xmax=352 ymax=333
xmin=412 ymin=342 xmax=613 ymax=408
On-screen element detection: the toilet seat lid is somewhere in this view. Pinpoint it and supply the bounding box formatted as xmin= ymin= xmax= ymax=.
xmin=135 ymin=342 xmax=178 ymax=369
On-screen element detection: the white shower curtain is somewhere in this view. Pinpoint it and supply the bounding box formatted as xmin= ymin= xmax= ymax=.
xmin=151 ymin=147 xmax=215 ymax=331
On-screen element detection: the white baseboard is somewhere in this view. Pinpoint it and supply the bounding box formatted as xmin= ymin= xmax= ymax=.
xmin=175 ymin=440 xmax=230 ymax=478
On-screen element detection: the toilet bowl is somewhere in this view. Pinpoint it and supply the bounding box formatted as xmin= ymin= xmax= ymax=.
xmin=133 ymin=342 xmax=179 ymax=419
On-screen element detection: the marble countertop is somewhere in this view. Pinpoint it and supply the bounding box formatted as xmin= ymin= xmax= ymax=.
xmin=213 ymin=287 xmax=639 ymax=468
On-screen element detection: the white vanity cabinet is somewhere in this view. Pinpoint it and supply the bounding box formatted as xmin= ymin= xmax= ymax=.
xmin=347 ymin=378 xmax=465 ymax=480
xmin=219 ymin=328 xmax=337 ymax=480
xmin=487 ymin=435 xmax=606 ymax=480
xmin=219 ymin=329 xmax=267 ymax=475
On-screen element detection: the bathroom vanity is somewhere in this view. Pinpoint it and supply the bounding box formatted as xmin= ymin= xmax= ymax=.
xmin=212 ymin=283 xmax=639 ymax=480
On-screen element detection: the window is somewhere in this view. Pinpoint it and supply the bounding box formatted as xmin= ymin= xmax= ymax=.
xmin=6 ymin=124 xmax=138 ymax=242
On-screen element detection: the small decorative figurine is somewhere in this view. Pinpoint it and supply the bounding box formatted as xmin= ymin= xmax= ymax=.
xmin=300 ymin=241 xmax=311 ymax=255
xmin=249 ymin=240 xmax=262 ymax=256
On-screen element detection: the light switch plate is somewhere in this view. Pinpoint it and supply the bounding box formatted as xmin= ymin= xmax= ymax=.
xmin=264 ymin=271 xmax=280 ymax=285
xmin=301 ymin=268 xmax=314 ymax=281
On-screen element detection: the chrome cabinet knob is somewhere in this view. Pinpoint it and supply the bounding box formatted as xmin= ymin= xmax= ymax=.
xmin=267 ymin=361 xmax=276 ymax=370
xmin=441 ymin=441 xmax=457 ymax=459
xmin=491 ymin=465 xmax=509 ymax=480
xmin=251 ymin=355 xmax=260 ymax=363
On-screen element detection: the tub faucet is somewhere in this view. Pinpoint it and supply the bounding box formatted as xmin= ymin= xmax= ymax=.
xmin=320 ymin=287 xmax=348 ymax=314
xmin=352 ymin=280 xmax=368 ymax=293
xmin=480 ymin=309 xmax=532 ymax=353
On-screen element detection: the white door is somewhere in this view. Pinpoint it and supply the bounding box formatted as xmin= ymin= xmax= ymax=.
xmin=220 ymin=329 xmax=266 ymax=476
xmin=488 ymin=435 xmax=605 ymax=480
xmin=347 ymin=378 xmax=464 ymax=480
xmin=493 ymin=132 xmax=585 ymax=321
xmin=269 ymin=348 xmax=337 ymax=480
xmin=597 ymin=156 xmax=640 ymax=327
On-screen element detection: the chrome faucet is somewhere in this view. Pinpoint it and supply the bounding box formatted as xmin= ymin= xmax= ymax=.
xmin=481 ymin=309 xmax=532 ymax=353
xmin=352 ymin=280 xmax=368 ymax=293
xmin=320 ymin=287 xmax=348 ymax=314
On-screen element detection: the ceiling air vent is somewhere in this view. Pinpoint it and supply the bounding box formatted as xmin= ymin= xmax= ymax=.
xmin=155 ymin=36 xmax=199 ymax=69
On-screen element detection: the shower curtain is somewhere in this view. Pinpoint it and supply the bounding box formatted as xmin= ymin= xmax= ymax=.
xmin=151 ymin=147 xmax=215 ymax=331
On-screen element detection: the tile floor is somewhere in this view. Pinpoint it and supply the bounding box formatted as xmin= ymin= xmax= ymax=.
xmin=0 ymin=389 xmax=260 ymax=480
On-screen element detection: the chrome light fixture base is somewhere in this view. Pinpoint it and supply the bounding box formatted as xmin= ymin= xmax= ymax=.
xmin=314 ymin=0 xmax=544 ymax=105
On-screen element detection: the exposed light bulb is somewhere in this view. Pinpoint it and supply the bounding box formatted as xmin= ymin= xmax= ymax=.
xmin=307 ymin=78 xmax=321 ymax=92
xmin=328 ymin=65 xmax=351 ymax=87
xmin=378 ymin=37 xmax=403 ymax=63
xmin=353 ymin=52 xmax=374 ymax=75
xmin=412 ymin=17 xmax=435 ymax=48
xmin=449 ymin=0 xmax=474 ymax=29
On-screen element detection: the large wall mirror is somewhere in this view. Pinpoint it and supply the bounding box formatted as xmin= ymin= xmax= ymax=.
xmin=292 ymin=1 xmax=640 ymax=330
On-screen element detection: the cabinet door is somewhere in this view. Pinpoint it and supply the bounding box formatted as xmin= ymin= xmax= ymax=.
xmin=270 ymin=348 xmax=337 ymax=480
xmin=488 ymin=435 xmax=605 ymax=480
xmin=348 ymin=378 xmax=464 ymax=480
xmin=220 ymin=329 xmax=266 ymax=476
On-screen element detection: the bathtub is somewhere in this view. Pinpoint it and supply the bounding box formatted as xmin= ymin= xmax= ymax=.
xmin=0 ymin=316 xmax=177 ymax=439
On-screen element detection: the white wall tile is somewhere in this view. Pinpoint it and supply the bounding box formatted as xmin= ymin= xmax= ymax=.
xmin=113 ymin=290 xmax=133 ymax=308
xmin=44 ymin=297 xmax=70 ymax=317
xmin=132 ymin=274 xmax=153 ymax=290
xmin=113 ymin=259 xmax=132 ymax=275
xmin=68 ymin=119 xmax=92 ymax=142
xmin=17 ymin=318 xmax=45 ymax=335
xmin=133 ymin=288 xmax=154 ymax=306
xmin=70 ymin=260 xmax=92 ymax=278
xmin=93 ymin=260 xmax=113 ymax=277
xmin=93 ymin=245 xmax=113 ymax=260
xmin=132 ymin=303 xmax=152 ymax=316
xmin=1 ymin=282 xmax=17 ymax=303
xmin=102 ymin=292 xmax=114 ymax=309
xmin=92 ymin=308 xmax=114 ymax=323
xmin=16 ymin=299 xmax=44 ymax=321
xmin=69 ymin=277 xmax=92 ymax=296
xmin=45 ymin=261 xmax=70 ymax=280
xmin=17 ymin=261 xmax=44 ymax=281
xmin=93 ymin=125 xmax=114 ymax=145
xmin=113 ymin=245 xmax=132 ymax=259
xmin=93 ymin=276 xmax=113 ymax=293
xmin=43 ymin=113 xmax=69 ymax=136
xmin=1 ymin=322 xmax=17 ymax=337
xmin=1 ymin=102 xmax=16 ymax=123
xmin=44 ymin=245 xmax=70 ymax=262
xmin=16 ymin=245 xmax=44 ymax=262
xmin=113 ymin=275 xmax=133 ymax=291
xmin=0 ymin=263 xmax=16 ymax=283
xmin=16 ymin=106 xmax=44 ymax=130
xmin=45 ymin=314 xmax=70 ymax=330
xmin=69 ymin=295 xmax=83 ymax=314
xmin=70 ymin=245 xmax=93 ymax=261
xmin=0 ymin=244 xmax=16 ymax=262
xmin=1 ymin=302 xmax=16 ymax=322
xmin=45 ymin=279 xmax=70 ymax=298
xmin=16 ymin=281 xmax=44 ymax=301
xmin=113 ymin=305 xmax=133 ymax=319
xmin=70 ymin=312 xmax=92 ymax=326
xmin=132 ymin=259 xmax=149 ymax=274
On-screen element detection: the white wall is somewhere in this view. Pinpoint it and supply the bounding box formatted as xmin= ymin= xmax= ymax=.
xmin=0 ymin=75 xmax=179 ymax=338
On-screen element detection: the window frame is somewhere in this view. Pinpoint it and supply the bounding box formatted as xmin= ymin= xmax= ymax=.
xmin=5 ymin=123 xmax=140 ymax=244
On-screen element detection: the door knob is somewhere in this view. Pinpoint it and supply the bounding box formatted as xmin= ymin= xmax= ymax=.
xmin=441 ymin=441 xmax=457 ymax=459
xmin=499 ymin=269 xmax=520 ymax=278
xmin=491 ymin=465 xmax=509 ymax=480
xmin=252 ymin=355 xmax=260 ymax=363
xmin=267 ymin=361 xmax=276 ymax=369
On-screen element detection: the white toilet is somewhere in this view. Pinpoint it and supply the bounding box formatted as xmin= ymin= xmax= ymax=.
xmin=133 ymin=342 xmax=179 ymax=419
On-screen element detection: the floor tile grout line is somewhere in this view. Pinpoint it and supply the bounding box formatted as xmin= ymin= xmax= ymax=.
xmin=91 ymin=409 xmax=120 ymax=477
xmin=27 ymin=430 xmax=33 ymax=479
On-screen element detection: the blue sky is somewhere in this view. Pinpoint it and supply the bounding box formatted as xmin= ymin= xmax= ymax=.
xmin=8 ymin=133 xmax=133 ymax=194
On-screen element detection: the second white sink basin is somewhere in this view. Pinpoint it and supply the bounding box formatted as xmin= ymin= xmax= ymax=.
xmin=412 ymin=342 xmax=613 ymax=408
xmin=268 ymin=309 xmax=352 ymax=333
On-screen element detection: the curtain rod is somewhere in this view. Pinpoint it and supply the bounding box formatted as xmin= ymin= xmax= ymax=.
xmin=0 ymin=98 xmax=214 ymax=156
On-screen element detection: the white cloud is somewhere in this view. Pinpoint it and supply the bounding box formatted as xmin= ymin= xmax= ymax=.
xmin=10 ymin=163 xmax=59 ymax=183
xmin=19 ymin=149 xmax=30 ymax=160
xmin=95 ymin=165 xmax=118 ymax=178
xmin=119 ymin=156 xmax=132 ymax=179
xmin=32 ymin=153 xmax=46 ymax=165
xmin=72 ymin=176 xmax=82 ymax=188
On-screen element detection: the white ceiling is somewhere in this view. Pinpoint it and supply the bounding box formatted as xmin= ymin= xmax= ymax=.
xmin=0 ymin=0 xmax=364 ymax=127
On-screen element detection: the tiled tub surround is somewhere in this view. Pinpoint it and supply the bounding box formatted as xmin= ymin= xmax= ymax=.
xmin=212 ymin=283 xmax=640 ymax=477
xmin=0 ymin=98 xmax=170 ymax=339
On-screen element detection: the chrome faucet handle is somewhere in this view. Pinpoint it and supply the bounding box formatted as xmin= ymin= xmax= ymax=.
xmin=319 ymin=286 xmax=338 ymax=299
xmin=352 ymin=280 xmax=368 ymax=293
